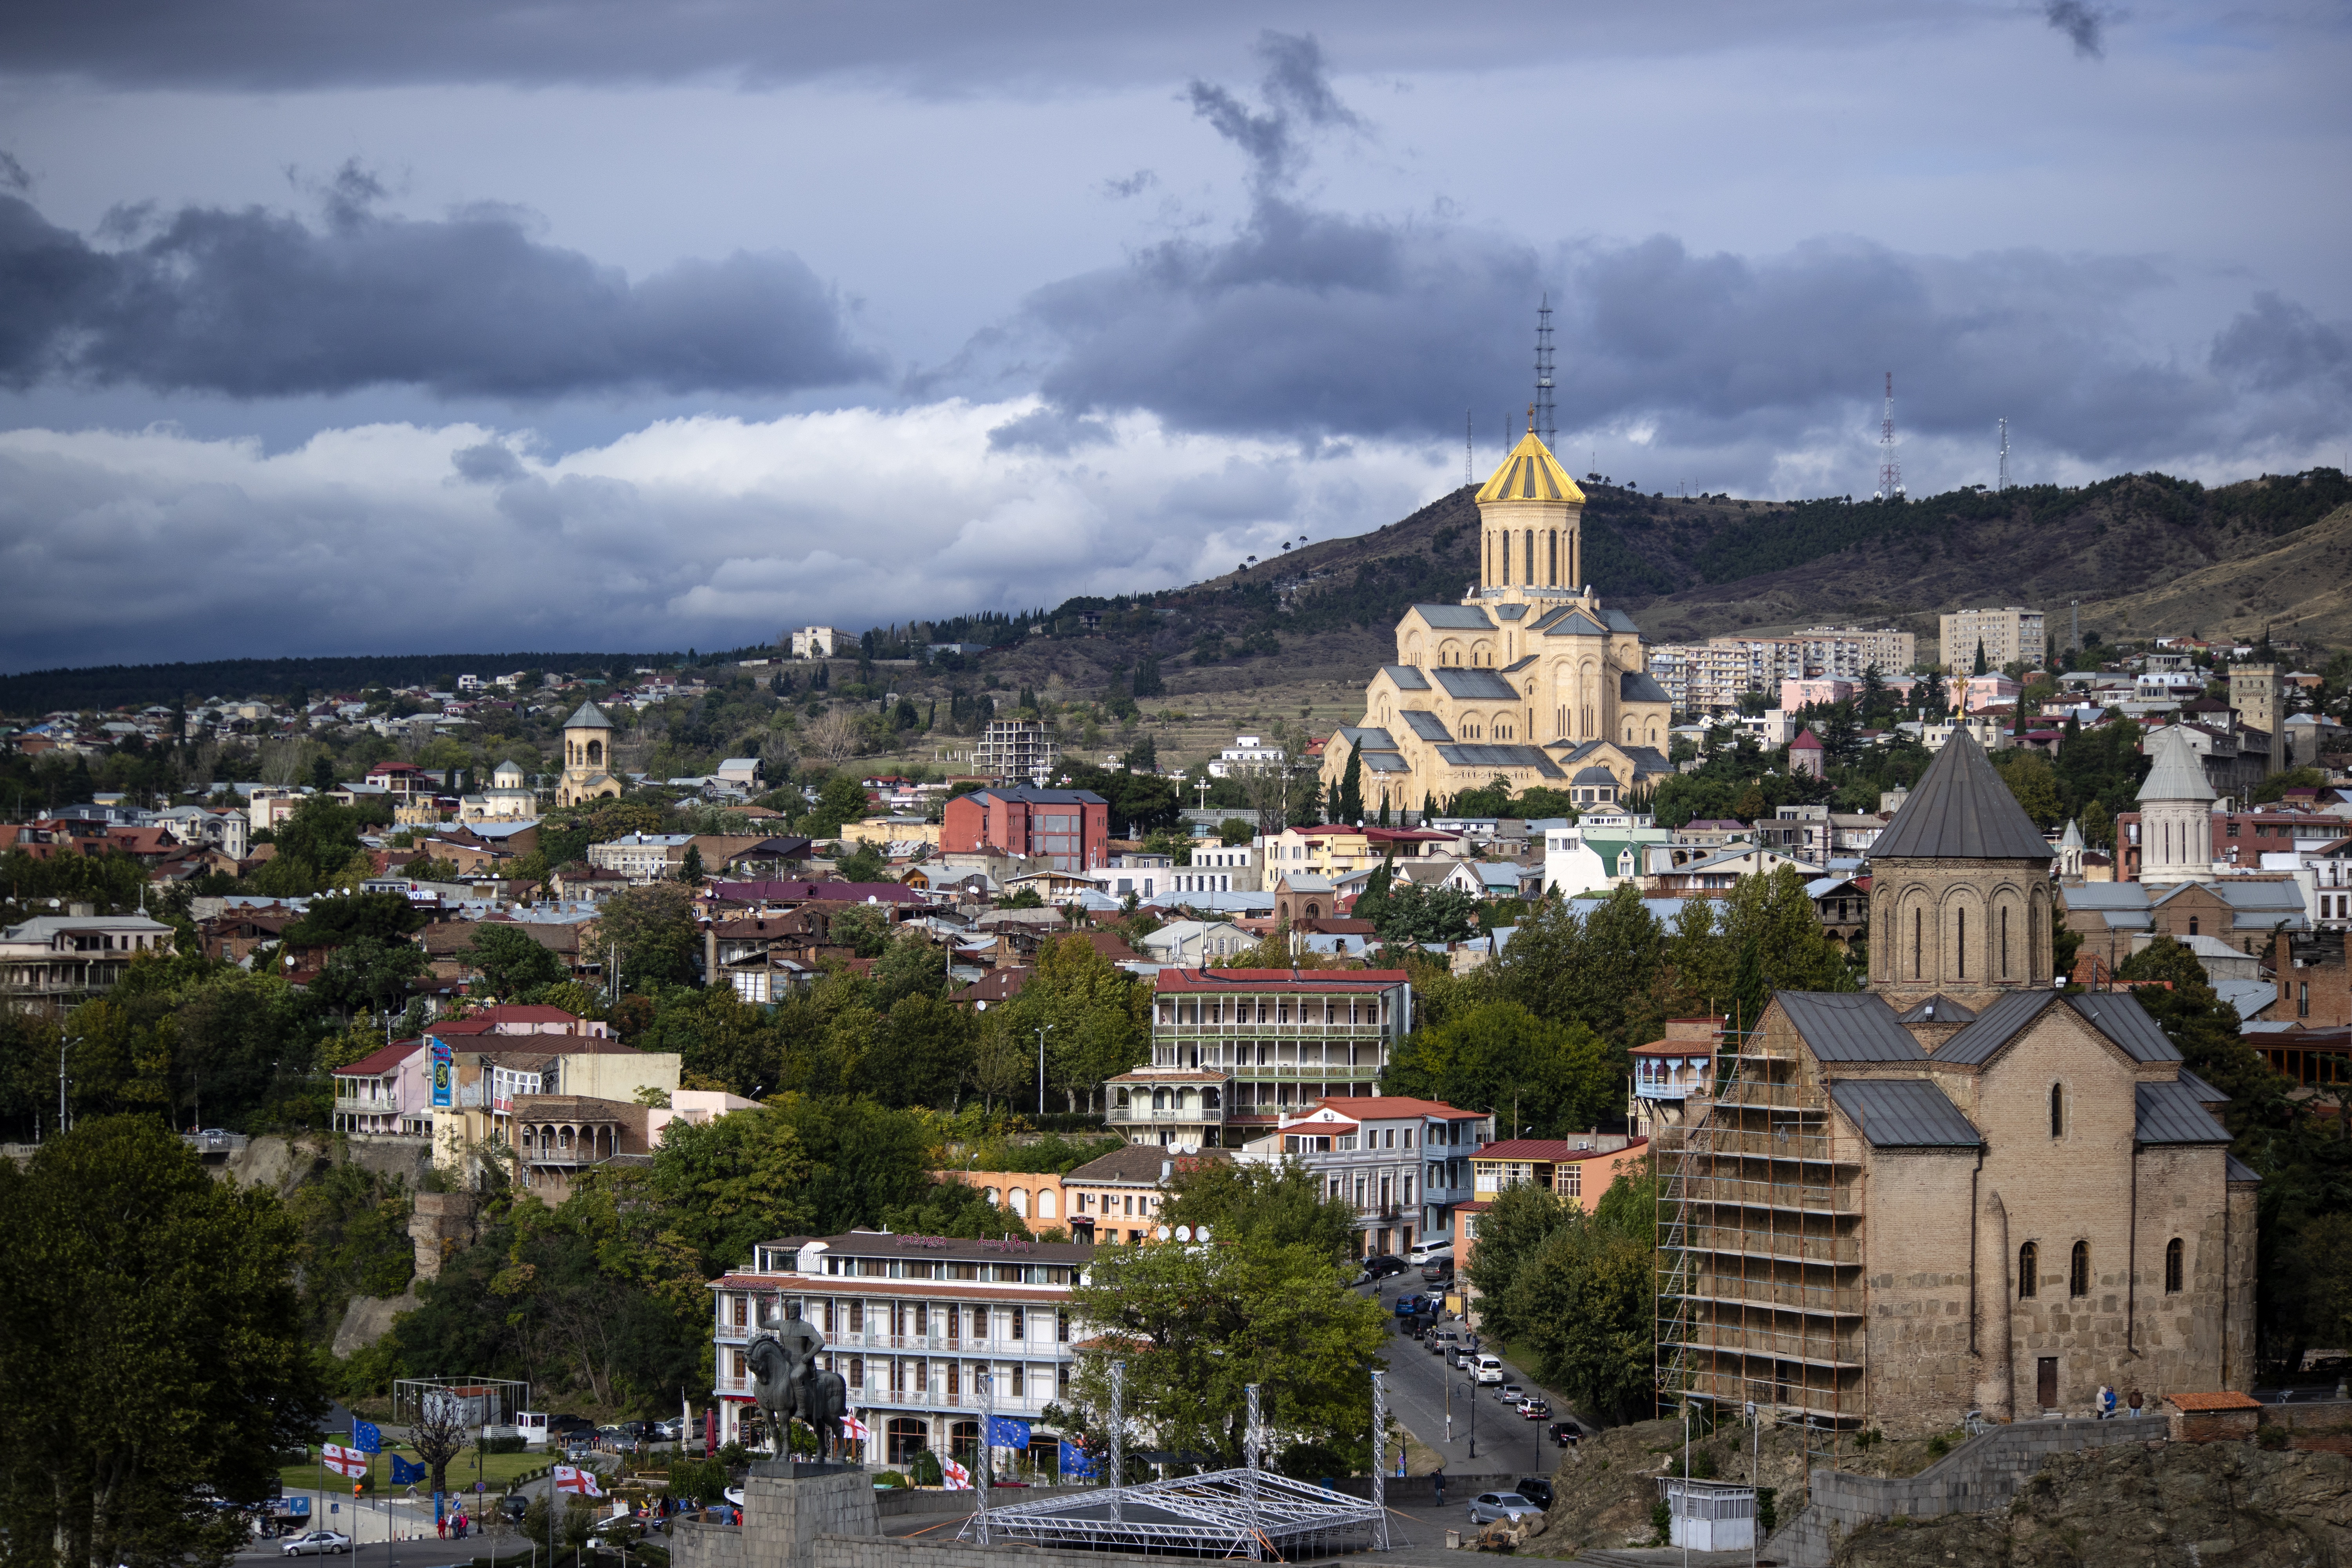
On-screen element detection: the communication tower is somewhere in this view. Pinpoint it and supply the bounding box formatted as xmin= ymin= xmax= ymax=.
xmin=1534 ymin=298 xmax=1557 ymax=454
xmin=1875 ymin=372 xmax=1904 ymax=501
xmin=1997 ymin=417 xmax=2010 ymax=493
xmin=1466 ymin=410 xmax=1474 ymax=487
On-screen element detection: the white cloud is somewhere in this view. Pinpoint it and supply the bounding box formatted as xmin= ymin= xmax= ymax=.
xmin=0 ymin=399 xmax=1454 ymax=671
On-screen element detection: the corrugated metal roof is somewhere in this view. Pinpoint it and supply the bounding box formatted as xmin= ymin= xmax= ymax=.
xmin=2211 ymin=979 xmax=2277 ymax=1022
xmin=1399 ymin=710 xmax=1455 ymax=742
xmin=2135 ymin=1080 xmax=2232 ymax=1143
xmin=1894 ymin=994 xmax=1977 ymax=1024
xmin=1430 ymin=668 xmax=1521 ymax=701
xmin=1411 ymin=604 xmax=1495 ymax=630
xmin=2176 ymin=1068 xmax=2228 ymax=1103
xmin=1869 ymin=730 xmax=2054 ymax=861
xmin=1830 ymin=1079 xmax=1982 ymax=1146
xmin=1435 ymin=744 xmax=1565 ymax=778
xmin=2065 ymin=992 xmax=2181 ymax=1062
xmin=1776 ymin=991 xmax=1926 ymax=1061
xmin=1380 ymin=666 xmax=1432 ymax=691
xmin=2226 ymin=1154 xmax=2263 ymax=1184
xmin=1935 ymin=990 xmax=2062 ymax=1064
xmin=2061 ymin=884 xmax=2151 ymax=910
xmin=1621 ymin=669 xmax=1671 ymax=705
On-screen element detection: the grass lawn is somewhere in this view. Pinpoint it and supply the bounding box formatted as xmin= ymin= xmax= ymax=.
xmin=277 ymin=1446 xmax=552 ymax=1499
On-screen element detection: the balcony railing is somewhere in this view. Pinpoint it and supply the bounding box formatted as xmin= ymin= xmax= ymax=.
xmin=721 ymin=1329 xmax=1078 ymax=1356
xmin=1157 ymin=1017 xmax=1387 ymax=1035
xmin=1108 ymin=1105 xmax=1225 ymax=1123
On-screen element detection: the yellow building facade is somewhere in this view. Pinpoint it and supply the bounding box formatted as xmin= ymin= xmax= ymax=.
xmin=1319 ymin=429 xmax=1675 ymax=818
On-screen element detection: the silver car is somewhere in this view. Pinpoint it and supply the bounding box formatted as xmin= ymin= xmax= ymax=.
xmin=1467 ymin=1492 xmax=1543 ymax=1526
xmin=281 ymin=1530 xmax=352 ymax=1557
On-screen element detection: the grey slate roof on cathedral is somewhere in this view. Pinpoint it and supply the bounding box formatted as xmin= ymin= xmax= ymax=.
xmin=1776 ymin=991 xmax=1927 ymax=1061
xmin=1429 ymin=668 xmax=1521 ymax=701
xmin=1867 ymin=730 xmax=2053 ymax=861
xmin=2064 ymin=992 xmax=2181 ymax=1062
xmin=1620 ymin=669 xmax=1671 ymax=705
xmin=1411 ymin=604 xmax=1495 ymax=629
xmin=1831 ymin=1079 xmax=1982 ymax=1147
xmin=1380 ymin=666 xmax=1432 ymax=690
xmin=1894 ymin=994 xmax=1977 ymax=1024
xmin=1540 ymin=610 xmax=1609 ymax=638
xmin=1362 ymin=752 xmax=1412 ymax=773
xmin=1398 ymin=710 xmax=1455 ymax=742
xmin=2226 ymin=1154 xmax=2263 ymax=1184
xmin=2134 ymin=1080 xmax=2233 ymax=1144
xmin=1573 ymin=766 xmax=1617 ymax=785
xmin=1435 ymin=744 xmax=1565 ymax=777
xmin=563 ymin=701 xmax=614 ymax=730
xmin=1337 ymin=726 xmax=1398 ymax=751
xmin=1494 ymin=604 xmax=1528 ymax=621
xmin=1599 ymin=607 xmax=1642 ymax=634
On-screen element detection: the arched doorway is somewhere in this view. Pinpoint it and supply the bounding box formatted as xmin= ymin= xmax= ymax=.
xmin=887 ymin=1417 xmax=928 ymax=1466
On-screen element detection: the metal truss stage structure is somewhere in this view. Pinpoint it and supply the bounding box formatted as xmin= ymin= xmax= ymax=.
xmin=955 ymin=1469 xmax=1389 ymax=1558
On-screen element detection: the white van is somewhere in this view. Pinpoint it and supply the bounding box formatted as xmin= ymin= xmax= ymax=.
xmin=1408 ymin=1240 xmax=1454 ymax=1266
xmin=1474 ymin=1355 xmax=1504 ymax=1385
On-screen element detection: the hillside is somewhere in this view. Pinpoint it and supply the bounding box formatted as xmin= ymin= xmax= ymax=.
xmin=2 ymin=467 xmax=2343 ymax=757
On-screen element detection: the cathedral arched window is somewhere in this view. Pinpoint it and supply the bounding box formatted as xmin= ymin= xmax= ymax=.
xmin=2018 ymin=1241 xmax=2038 ymax=1298
xmin=1524 ymin=529 xmax=1535 ymax=583
xmin=2164 ymin=1238 xmax=2184 ymax=1294
xmin=2069 ymin=1240 xmax=2089 ymax=1297
xmin=2000 ymin=907 xmax=2010 ymax=977
xmin=1912 ymin=908 xmax=1923 ymax=979
xmin=2049 ymin=1082 xmax=2064 ymax=1138
xmin=1955 ymin=906 xmax=1966 ymax=978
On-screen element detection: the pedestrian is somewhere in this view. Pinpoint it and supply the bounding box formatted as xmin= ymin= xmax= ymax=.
xmin=1433 ymin=1466 xmax=1446 ymax=1506
xmin=2127 ymin=1389 xmax=2145 ymax=1419
xmin=437 ymin=1514 xmax=448 ymax=1541
xmin=2097 ymin=1384 xmax=2117 ymax=1420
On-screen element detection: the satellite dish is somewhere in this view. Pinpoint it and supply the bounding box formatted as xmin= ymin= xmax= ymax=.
xmin=1174 ymin=1225 xmax=1192 ymax=1241
xmin=1155 ymin=1225 xmax=1171 ymax=1241
xmin=1195 ymin=1225 xmax=1211 ymax=1242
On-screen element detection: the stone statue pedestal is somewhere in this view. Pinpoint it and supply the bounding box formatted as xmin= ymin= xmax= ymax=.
xmin=673 ymin=1468 xmax=877 ymax=1568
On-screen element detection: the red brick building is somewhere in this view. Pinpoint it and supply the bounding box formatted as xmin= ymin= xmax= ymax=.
xmin=940 ymin=787 xmax=1110 ymax=872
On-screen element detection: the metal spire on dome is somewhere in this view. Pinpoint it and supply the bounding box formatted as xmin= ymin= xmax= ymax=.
xmin=1534 ymin=298 xmax=1557 ymax=456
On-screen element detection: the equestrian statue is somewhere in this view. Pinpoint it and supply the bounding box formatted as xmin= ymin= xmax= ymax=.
xmin=745 ymin=1298 xmax=853 ymax=1462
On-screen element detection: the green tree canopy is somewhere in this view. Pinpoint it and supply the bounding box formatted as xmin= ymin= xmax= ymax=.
xmin=1382 ymin=999 xmax=1619 ymax=1138
xmin=599 ymin=882 xmax=700 ymax=991
xmin=462 ymin=923 xmax=568 ymax=998
xmin=1161 ymin=1159 xmax=1360 ymax=1262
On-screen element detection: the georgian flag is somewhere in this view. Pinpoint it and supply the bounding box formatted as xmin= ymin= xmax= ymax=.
xmin=554 ymin=1465 xmax=604 ymax=1498
xmin=321 ymin=1444 xmax=369 ymax=1479
xmin=941 ymin=1458 xmax=973 ymax=1491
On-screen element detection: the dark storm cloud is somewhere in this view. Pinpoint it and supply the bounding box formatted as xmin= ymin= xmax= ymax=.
xmin=2043 ymin=0 xmax=2108 ymax=58
xmin=0 ymin=172 xmax=880 ymax=400
xmin=1185 ymin=32 xmax=1362 ymax=191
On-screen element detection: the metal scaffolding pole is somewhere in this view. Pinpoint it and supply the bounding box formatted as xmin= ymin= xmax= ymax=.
xmin=1370 ymin=1368 xmax=1392 ymax=1551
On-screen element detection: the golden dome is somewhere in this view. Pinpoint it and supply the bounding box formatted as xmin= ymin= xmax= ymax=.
xmin=1475 ymin=429 xmax=1584 ymax=506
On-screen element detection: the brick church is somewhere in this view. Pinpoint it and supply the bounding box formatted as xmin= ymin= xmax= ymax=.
xmin=1660 ymin=731 xmax=2256 ymax=1434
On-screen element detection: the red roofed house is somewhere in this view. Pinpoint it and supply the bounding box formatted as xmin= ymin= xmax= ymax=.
xmin=1233 ymin=1094 xmax=1496 ymax=1259
xmin=1457 ymin=1133 xmax=1651 ymax=1299
xmin=332 ymin=1038 xmax=433 ymax=1136
xmin=366 ymin=760 xmax=432 ymax=797
xmin=1790 ymin=727 xmax=1826 ymax=778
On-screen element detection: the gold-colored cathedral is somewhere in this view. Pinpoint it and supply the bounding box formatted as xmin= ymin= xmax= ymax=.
xmin=1319 ymin=426 xmax=1674 ymax=818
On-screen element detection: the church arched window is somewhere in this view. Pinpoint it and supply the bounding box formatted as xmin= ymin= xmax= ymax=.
xmin=2018 ymin=1241 xmax=2038 ymax=1298
xmin=1955 ymin=906 xmax=1966 ymax=979
xmin=2069 ymin=1240 xmax=2089 ymax=1297
xmin=2165 ymin=1237 xmax=2184 ymax=1293
xmin=2049 ymin=1082 xmax=2064 ymax=1138
xmin=2187 ymin=915 xmax=2199 ymax=936
xmin=2000 ymin=907 xmax=2010 ymax=977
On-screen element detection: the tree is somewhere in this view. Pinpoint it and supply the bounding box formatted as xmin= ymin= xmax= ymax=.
xmin=598 ymin=883 xmax=700 ymax=991
xmin=804 ymin=710 xmax=861 ymax=766
xmin=1362 ymin=881 xmax=1479 ymax=946
xmin=2080 ymin=799 xmax=2112 ymax=852
xmin=1991 ymin=749 xmax=2063 ymax=829
xmin=677 ymin=844 xmax=707 ymax=885
xmin=462 ymin=923 xmax=567 ymax=998
xmin=1383 ymin=1000 xmax=1620 ymax=1138
xmin=310 ymin=753 xmax=338 ymax=792
xmin=1973 ymin=638 xmax=1989 ymax=676
xmin=1334 ymin=747 xmax=1364 ymax=826
xmin=1056 ymin=1233 xmax=1387 ymax=1474
xmin=0 ymin=1118 xmax=325 ymax=1568
xmin=1504 ymin=1170 xmax=1658 ymax=1423
xmin=1162 ymin=1160 xmax=1359 ymax=1262
xmin=833 ymin=840 xmax=888 ymax=883
xmin=995 ymin=934 xmax=1151 ymax=1112
xmin=408 ymin=1391 xmax=472 ymax=1507
xmin=312 ymin=935 xmax=431 ymax=1019
xmin=1490 ymin=884 xmax=1668 ymax=1053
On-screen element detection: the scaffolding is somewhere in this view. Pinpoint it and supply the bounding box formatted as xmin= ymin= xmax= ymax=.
xmin=957 ymin=1470 xmax=1385 ymax=1558
xmin=1657 ymin=1014 xmax=1862 ymax=1498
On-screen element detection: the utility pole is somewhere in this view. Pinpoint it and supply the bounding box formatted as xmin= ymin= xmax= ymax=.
xmin=1997 ymin=417 xmax=2010 ymax=493
xmin=59 ymin=1034 xmax=75 ymax=1133
xmin=1036 ymin=1025 xmax=1053 ymax=1116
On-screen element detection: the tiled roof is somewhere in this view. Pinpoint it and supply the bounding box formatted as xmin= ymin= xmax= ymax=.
xmin=1870 ymin=730 xmax=2053 ymax=861
xmin=1777 ymin=991 xmax=1927 ymax=1062
xmin=1830 ymin=1079 xmax=1982 ymax=1147
xmin=1064 ymin=1146 xmax=1232 ymax=1184
xmin=1474 ymin=1136 xmax=1646 ymax=1161
xmin=333 ymin=1038 xmax=425 ymax=1076
xmin=1314 ymin=1095 xmax=1494 ymax=1122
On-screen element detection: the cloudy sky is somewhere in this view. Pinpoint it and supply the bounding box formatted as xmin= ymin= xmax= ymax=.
xmin=2 ymin=1 xmax=2347 ymax=671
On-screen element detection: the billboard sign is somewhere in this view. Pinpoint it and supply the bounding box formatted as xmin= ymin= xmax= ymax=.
xmin=430 ymin=1038 xmax=454 ymax=1108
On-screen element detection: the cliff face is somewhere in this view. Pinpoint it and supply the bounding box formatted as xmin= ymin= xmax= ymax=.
xmin=1832 ymin=1441 xmax=2352 ymax=1568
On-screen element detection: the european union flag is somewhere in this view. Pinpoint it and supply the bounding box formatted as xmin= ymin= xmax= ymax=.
xmin=352 ymin=1421 xmax=383 ymax=1455
xmin=392 ymin=1455 xmax=426 ymax=1486
xmin=1057 ymin=1442 xmax=1098 ymax=1477
xmin=982 ymin=1416 xmax=1031 ymax=1451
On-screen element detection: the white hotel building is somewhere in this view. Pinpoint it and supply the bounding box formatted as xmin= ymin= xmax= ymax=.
xmin=710 ymin=1231 xmax=1092 ymax=1473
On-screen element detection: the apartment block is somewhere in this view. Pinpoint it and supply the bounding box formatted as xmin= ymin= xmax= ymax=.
xmin=975 ymin=719 xmax=1058 ymax=786
xmin=1939 ymin=607 xmax=2046 ymax=673
xmin=1800 ymin=625 xmax=1918 ymax=675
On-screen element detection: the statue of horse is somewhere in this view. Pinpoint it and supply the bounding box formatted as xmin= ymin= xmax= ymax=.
xmin=745 ymin=1326 xmax=852 ymax=1462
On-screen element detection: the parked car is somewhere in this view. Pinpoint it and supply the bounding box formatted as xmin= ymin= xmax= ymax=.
xmin=1519 ymin=1398 xmax=1551 ymax=1421
xmin=501 ymin=1496 xmax=530 ymax=1522
xmin=1454 ymin=1346 xmax=1480 ymax=1370
xmin=1407 ymin=1240 xmax=1454 ymax=1267
xmin=1474 ymin=1356 xmax=1504 ymax=1385
xmin=1495 ymin=1382 xmax=1526 ymax=1405
xmin=281 ymin=1531 xmax=351 ymax=1557
xmin=1359 ymin=1254 xmax=1410 ymax=1281
xmin=1425 ymin=1329 xmax=1453 ymax=1356
xmin=547 ymin=1414 xmax=594 ymax=1436
xmin=1466 ymin=1492 xmax=1543 ymax=1526
xmin=1419 ymin=1259 xmax=1454 ymax=1284
xmin=1548 ymin=1420 xmax=1584 ymax=1447
xmin=1514 ymin=1477 xmax=1555 ymax=1510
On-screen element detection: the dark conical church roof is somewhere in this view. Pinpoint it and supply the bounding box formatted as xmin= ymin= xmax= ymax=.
xmin=1870 ymin=730 xmax=2051 ymax=861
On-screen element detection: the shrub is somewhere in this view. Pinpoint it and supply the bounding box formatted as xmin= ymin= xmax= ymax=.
xmin=1925 ymin=1434 xmax=1950 ymax=1459
xmin=1757 ymin=1486 xmax=1778 ymax=1536
xmin=480 ymin=1435 xmax=527 ymax=1455
xmin=1649 ymin=1498 xmax=1671 ymax=1546
xmin=1855 ymin=1428 xmax=1884 ymax=1450
xmin=2257 ymin=1425 xmax=2290 ymax=1450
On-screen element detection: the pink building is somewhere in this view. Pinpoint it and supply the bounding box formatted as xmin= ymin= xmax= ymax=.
xmin=332 ymin=1039 xmax=431 ymax=1135
xmin=1780 ymin=677 xmax=1857 ymax=711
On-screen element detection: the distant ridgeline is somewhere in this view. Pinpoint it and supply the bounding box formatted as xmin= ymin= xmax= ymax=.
xmin=0 ymin=650 xmax=704 ymax=714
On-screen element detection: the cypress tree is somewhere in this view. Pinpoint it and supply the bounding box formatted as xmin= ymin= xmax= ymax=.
xmin=1337 ymin=748 xmax=1364 ymax=824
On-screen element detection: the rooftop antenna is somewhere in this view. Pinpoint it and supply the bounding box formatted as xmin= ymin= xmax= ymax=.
xmin=1465 ymin=410 xmax=1474 ymax=487
xmin=1997 ymin=417 xmax=2010 ymax=493
xmin=1876 ymin=372 xmax=1904 ymax=501
xmin=1534 ymin=298 xmax=1558 ymax=453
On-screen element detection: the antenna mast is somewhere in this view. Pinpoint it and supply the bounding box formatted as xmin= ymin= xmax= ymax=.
xmin=1465 ymin=410 xmax=1474 ymax=487
xmin=1876 ymin=372 xmax=1904 ymax=501
xmin=1534 ymin=297 xmax=1557 ymax=453
xmin=1997 ymin=417 xmax=2010 ymax=493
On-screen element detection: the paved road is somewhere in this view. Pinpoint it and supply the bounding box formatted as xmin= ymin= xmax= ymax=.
xmin=1363 ymin=1275 xmax=1555 ymax=1485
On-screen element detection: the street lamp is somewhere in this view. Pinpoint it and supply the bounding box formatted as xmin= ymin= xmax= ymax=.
xmin=58 ymin=1033 xmax=79 ymax=1135
xmin=1035 ymin=1026 xmax=1053 ymax=1117
xmin=1454 ymin=1380 xmax=1478 ymax=1460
